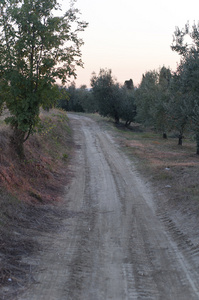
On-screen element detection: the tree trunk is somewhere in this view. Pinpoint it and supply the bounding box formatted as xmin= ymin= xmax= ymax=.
xmin=10 ymin=127 xmax=26 ymax=159
xmin=163 ymin=132 xmax=167 ymax=139
xmin=196 ymin=134 xmax=199 ymax=155
xmin=125 ymin=120 xmax=131 ymax=127
xmin=178 ymin=134 xmax=183 ymax=146
xmin=114 ymin=114 xmax=119 ymax=124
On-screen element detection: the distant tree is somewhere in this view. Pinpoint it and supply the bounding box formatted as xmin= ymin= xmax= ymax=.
xmin=166 ymin=71 xmax=191 ymax=145
xmin=135 ymin=70 xmax=159 ymax=127
xmin=0 ymin=80 xmax=5 ymax=114
xmin=154 ymin=66 xmax=172 ymax=138
xmin=0 ymin=0 xmax=88 ymax=157
xmin=57 ymin=84 xmax=96 ymax=113
xmin=135 ymin=67 xmax=171 ymax=138
xmin=56 ymin=86 xmax=70 ymax=111
xmin=120 ymin=86 xmax=136 ymax=127
xmin=124 ymin=79 xmax=134 ymax=90
xmin=67 ymin=83 xmax=85 ymax=112
xmin=77 ymin=85 xmax=97 ymax=113
xmin=159 ymin=66 xmax=172 ymax=88
xmin=91 ymin=69 xmax=121 ymax=123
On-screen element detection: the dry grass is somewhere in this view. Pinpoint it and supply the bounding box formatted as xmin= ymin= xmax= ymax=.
xmin=0 ymin=109 xmax=73 ymax=203
xmin=110 ymin=123 xmax=199 ymax=213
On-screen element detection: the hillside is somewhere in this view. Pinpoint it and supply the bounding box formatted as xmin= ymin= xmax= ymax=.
xmin=0 ymin=109 xmax=74 ymax=299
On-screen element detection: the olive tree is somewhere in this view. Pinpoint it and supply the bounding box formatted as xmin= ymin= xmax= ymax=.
xmin=135 ymin=67 xmax=171 ymax=138
xmin=171 ymin=22 xmax=199 ymax=153
xmin=76 ymin=85 xmax=97 ymax=113
xmin=166 ymin=70 xmax=191 ymax=145
xmin=91 ymin=69 xmax=121 ymax=123
xmin=135 ymin=70 xmax=159 ymax=127
xmin=0 ymin=0 xmax=87 ymax=157
xmin=120 ymin=86 xmax=136 ymax=127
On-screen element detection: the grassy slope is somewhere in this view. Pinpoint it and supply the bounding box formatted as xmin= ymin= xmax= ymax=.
xmin=0 ymin=109 xmax=73 ymax=299
xmin=0 ymin=109 xmax=73 ymax=203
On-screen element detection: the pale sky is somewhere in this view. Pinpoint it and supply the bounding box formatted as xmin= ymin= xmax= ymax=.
xmin=60 ymin=0 xmax=199 ymax=88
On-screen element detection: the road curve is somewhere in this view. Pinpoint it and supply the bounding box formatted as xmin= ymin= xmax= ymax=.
xmin=19 ymin=114 xmax=199 ymax=300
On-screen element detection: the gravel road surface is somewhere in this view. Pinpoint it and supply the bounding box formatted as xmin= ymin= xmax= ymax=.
xmin=18 ymin=114 xmax=199 ymax=300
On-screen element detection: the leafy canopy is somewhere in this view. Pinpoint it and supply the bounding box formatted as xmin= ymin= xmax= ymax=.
xmin=0 ymin=0 xmax=88 ymax=141
xmin=171 ymin=22 xmax=199 ymax=151
xmin=91 ymin=69 xmax=121 ymax=123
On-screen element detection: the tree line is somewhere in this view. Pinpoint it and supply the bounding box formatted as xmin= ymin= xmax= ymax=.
xmin=1 ymin=0 xmax=199 ymax=157
xmin=58 ymin=22 xmax=199 ymax=154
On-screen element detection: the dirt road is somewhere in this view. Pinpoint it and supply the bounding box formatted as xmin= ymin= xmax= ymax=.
xmin=18 ymin=114 xmax=199 ymax=300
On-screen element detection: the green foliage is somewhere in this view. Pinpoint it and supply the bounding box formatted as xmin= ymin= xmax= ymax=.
xmin=77 ymin=85 xmax=97 ymax=113
xmin=91 ymin=69 xmax=120 ymax=123
xmin=124 ymin=79 xmax=134 ymax=90
xmin=91 ymin=69 xmax=126 ymax=123
xmin=135 ymin=70 xmax=158 ymax=127
xmin=135 ymin=67 xmax=171 ymax=137
xmin=165 ymin=73 xmax=190 ymax=145
xmin=0 ymin=0 xmax=87 ymax=156
xmin=171 ymin=22 xmax=199 ymax=151
xmin=119 ymin=86 xmax=136 ymax=126
xmin=36 ymin=117 xmax=56 ymax=137
xmin=62 ymin=153 xmax=68 ymax=160
xmin=57 ymin=83 xmax=92 ymax=112
xmin=63 ymin=83 xmax=85 ymax=112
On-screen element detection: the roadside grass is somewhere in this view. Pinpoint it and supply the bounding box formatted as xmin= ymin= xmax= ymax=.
xmin=85 ymin=113 xmax=199 ymax=208
xmin=0 ymin=108 xmax=73 ymax=204
xmin=116 ymin=123 xmax=199 ymax=208
xmin=0 ymin=108 xmax=73 ymax=299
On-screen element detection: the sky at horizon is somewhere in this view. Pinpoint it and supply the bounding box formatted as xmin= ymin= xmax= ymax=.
xmin=60 ymin=0 xmax=199 ymax=88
